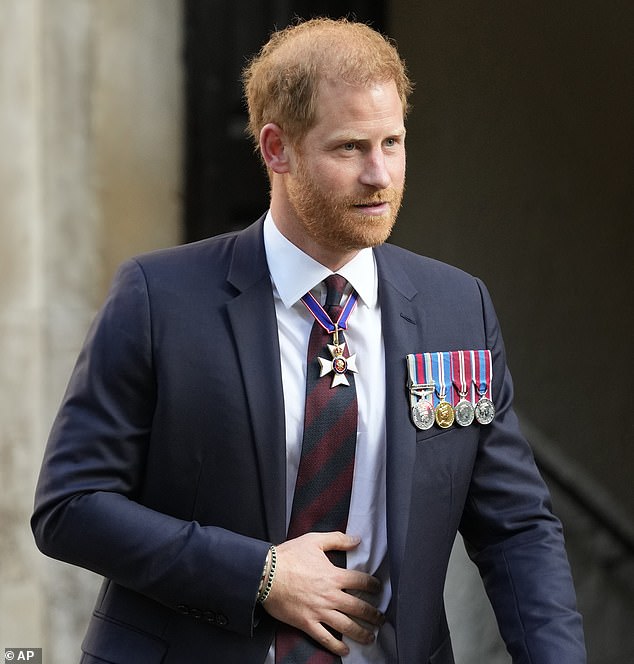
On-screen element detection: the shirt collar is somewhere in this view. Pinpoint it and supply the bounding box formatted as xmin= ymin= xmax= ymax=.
xmin=263 ymin=211 xmax=378 ymax=309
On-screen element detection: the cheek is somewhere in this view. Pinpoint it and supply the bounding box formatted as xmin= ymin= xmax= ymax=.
xmin=390 ymin=154 xmax=406 ymax=186
xmin=314 ymin=158 xmax=359 ymax=188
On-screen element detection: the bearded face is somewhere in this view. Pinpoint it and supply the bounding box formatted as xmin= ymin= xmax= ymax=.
xmin=269 ymin=79 xmax=406 ymax=267
xmin=286 ymin=155 xmax=404 ymax=253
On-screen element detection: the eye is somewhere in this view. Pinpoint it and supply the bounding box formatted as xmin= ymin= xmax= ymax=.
xmin=384 ymin=137 xmax=397 ymax=148
xmin=342 ymin=142 xmax=356 ymax=151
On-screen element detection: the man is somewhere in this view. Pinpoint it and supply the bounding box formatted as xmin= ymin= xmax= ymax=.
xmin=32 ymin=18 xmax=585 ymax=664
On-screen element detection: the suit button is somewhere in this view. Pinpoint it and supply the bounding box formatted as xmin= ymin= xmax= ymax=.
xmin=176 ymin=604 xmax=189 ymax=615
xmin=216 ymin=613 xmax=228 ymax=626
xmin=190 ymin=608 xmax=202 ymax=619
xmin=203 ymin=610 xmax=217 ymax=624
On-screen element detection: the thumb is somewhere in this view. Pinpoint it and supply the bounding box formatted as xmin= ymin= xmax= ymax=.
xmin=317 ymin=531 xmax=361 ymax=552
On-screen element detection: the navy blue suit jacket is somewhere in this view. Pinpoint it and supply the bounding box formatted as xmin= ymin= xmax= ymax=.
xmin=32 ymin=217 xmax=585 ymax=663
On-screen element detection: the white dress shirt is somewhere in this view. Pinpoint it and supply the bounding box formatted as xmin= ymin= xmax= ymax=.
xmin=263 ymin=212 xmax=390 ymax=663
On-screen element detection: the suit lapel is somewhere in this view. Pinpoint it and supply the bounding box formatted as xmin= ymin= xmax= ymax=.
xmin=226 ymin=219 xmax=287 ymax=544
xmin=224 ymin=230 xmax=426 ymax=561
xmin=375 ymin=247 xmax=421 ymax=591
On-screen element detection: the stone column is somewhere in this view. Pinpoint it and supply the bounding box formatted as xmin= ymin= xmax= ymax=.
xmin=0 ymin=0 xmax=48 ymax=653
xmin=0 ymin=1 xmax=182 ymax=661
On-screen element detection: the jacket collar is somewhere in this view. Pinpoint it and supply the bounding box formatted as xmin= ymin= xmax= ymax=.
xmin=226 ymin=216 xmax=288 ymax=544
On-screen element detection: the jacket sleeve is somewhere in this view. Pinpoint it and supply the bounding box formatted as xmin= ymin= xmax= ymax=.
xmin=459 ymin=278 xmax=586 ymax=663
xmin=31 ymin=259 xmax=270 ymax=637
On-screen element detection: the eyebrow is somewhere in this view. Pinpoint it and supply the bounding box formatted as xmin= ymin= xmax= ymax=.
xmin=329 ymin=128 xmax=407 ymax=143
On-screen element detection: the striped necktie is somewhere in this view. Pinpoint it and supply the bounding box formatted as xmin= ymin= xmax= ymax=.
xmin=276 ymin=274 xmax=358 ymax=663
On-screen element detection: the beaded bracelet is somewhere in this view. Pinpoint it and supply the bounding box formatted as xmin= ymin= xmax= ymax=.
xmin=257 ymin=545 xmax=277 ymax=604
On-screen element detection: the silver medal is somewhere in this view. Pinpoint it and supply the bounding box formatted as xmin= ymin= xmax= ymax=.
xmin=412 ymin=398 xmax=435 ymax=430
xmin=455 ymin=398 xmax=475 ymax=427
xmin=474 ymin=397 xmax=495 ymax=425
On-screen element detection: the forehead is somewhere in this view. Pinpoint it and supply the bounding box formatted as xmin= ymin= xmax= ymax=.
xmin=308 ymin=78 xmax=405 ymax=139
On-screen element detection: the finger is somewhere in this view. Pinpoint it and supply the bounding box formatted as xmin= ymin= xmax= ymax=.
xmin=307 ymin=622 xmax=351 ymax=657
xmin=337 ymin=569 xmax=382 ymax=595
xmin=325 ymin=610 xmax=377 ymax=646
xmin=338 ymin=591 xmax=385 ymax=627
xmin=313 ymin=531 xmax=361 ymax=552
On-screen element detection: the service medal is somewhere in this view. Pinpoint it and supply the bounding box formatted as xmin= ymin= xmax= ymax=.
xmin=412 ymin=398 xmax=435 ymax=430
xmin=406 ymin=354 xmax=436 ymax=431
xmin=451 ymin=350 xmax=475 ymax=427
xmin=472 ymin=350 xmax=495 ymax=425
xmin=474 ymin=397 xmax=495 ymax=425
xmin=455 ymin=398 xmax=475 ymax=426
xmin=435 ymin=400 xmax=455 ymax=428
xmin=433 ymin=352 xmax=455 ymax=428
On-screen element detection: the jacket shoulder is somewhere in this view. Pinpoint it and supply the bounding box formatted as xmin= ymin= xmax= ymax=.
xmin=131 ymin=230 xmax=241 ymax=274
xmin=376 ymin=242 xmax=481 ymax=291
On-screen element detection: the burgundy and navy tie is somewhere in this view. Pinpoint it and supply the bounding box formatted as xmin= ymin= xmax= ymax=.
xmin=276 ymin=275 xmax=358 ymax=664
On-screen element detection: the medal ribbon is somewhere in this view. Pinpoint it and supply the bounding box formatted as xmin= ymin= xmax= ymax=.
xmin=409 ymin=353 xmax=432 ymax=385
xmin=451 ymin=350 xmax=473 ymax=405
xmin=301 ymin=288 xmax=358 ymax=334
xmin=407 ymin=353 xmax=435 ymax=403
xmin=432 ymin=352 xmax=453 ymax=405
xmin=407 ymin=354 xmax=421 ymax=386
xmin=472 ymin=350 xmax=493 ymax=398
xmin=425 ymin=352 xmax=436 ymax=405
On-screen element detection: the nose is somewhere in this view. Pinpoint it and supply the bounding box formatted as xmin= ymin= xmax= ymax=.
xmin=359 ymin=148 xmax=391 ymax=190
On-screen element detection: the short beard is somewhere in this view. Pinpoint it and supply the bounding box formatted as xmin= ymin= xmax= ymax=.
xmin=288 ymin=162 xmax=403 ymax=253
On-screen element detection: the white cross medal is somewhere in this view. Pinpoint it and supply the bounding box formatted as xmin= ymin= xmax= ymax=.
xmin=301 ymin=288 xmax=359 ymax=388
xmin=318 ymin=326 xmax=358 ymax=387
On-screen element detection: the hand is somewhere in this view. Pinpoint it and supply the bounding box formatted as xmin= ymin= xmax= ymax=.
xmin=262 ymin=532 xmax=384 ymax=657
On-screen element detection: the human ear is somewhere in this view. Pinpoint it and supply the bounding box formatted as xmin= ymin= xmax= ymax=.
xmin=259 ymin=123 xmax=292 ymax=174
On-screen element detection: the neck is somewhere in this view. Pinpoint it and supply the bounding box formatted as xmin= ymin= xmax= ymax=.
xmin=269 ymin=199 xmax=359 ymax=272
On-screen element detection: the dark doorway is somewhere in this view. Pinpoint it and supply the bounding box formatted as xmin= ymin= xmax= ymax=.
xmin=183 ymin=0 xmax=387 ymax=242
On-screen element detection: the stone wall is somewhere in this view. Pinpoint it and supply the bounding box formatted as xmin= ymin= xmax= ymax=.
xmin=0 ymin=1 xmax=182 ymax=661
